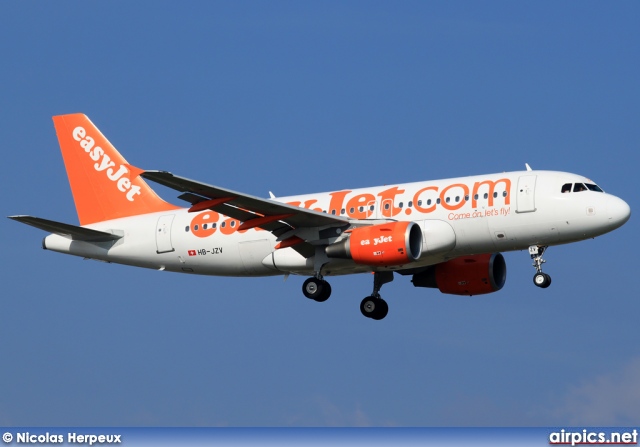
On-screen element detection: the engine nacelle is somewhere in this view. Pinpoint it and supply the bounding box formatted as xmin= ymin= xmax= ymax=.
xmin=412 ymin=253 xmax=507 ymax=295
xmin=325 ymin=221 xmax=423 ymax=266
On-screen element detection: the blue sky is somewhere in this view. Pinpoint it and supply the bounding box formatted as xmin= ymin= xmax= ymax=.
xmin=1 ymin=1 xmax=638 ymax=426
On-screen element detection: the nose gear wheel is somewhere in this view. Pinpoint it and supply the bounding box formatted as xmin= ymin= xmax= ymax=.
xmin=529 ymin=245 xmax=552 ymax=288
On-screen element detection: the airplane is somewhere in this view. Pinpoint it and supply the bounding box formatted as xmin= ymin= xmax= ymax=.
xmin=9 ymin=114 xmax=631 ymax=320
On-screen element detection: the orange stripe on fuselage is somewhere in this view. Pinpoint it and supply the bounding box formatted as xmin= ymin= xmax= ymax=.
xmin=188 ymin=177 xmax=512 ymax=238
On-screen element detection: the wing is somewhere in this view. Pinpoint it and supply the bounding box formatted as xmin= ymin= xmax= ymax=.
xmin=142 ymin=171 xmax=350 ymax=255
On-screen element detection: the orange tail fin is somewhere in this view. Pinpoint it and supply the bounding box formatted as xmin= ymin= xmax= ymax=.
xmin=53 ymin=114 xmax=179 ymax=225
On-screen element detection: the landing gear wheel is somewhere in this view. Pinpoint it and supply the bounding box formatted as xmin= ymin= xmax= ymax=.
xmin=360 ymin=296 xmax=377 ymax=317
xmin=315 ymin=281 xmax=331 ymax=302
xmin=372 ymin=298 xmax=388 ymax=320
xmin=302 ymin=277 xmax=332 ymax=301
xmin=533 ymin=272 xmax=551 ymax=288
xmin=302 ymin=277 xmax=321 ymax=299
xmin=360 ymin=296 xmax=388 ymax=320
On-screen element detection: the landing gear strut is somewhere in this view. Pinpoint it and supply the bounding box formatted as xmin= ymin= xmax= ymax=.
xmin=529 ymin=245 xmax=551 ymax=288
xmin=302 ymin=275 xmax=332 ymax=302
xmin=360 ymin=271 xmax=393 ymax=320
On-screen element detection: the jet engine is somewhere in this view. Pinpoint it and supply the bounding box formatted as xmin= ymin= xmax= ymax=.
xmin=412 ymin=253 xmax=506 ymax=295
xmin=325 ymin=221 xmax=423 ymax=266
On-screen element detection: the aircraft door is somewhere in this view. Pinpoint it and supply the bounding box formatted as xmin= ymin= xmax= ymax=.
xmin=380 ymin=199 xmax=395 ymax=218
xmin=516 ymin=175 xmax=537 ymax=213
xmin=155 ymin=214 xmax=175 ymax=253
xmin=366 ymin=199 xmax=378 ymax=219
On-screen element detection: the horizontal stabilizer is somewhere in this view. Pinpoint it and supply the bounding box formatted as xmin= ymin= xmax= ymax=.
xmin=8 ymin=215 xmax=122 ymax=242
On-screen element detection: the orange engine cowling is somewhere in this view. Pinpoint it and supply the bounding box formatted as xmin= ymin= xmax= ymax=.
xmin=325 ymin=221 xmax=423 ymax=266
xmin=412 ymin=253 xmax=506 ymax=295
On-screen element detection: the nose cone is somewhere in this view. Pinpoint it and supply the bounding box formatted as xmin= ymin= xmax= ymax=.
xmin=607 ymin=196 xmax=631 ymax=230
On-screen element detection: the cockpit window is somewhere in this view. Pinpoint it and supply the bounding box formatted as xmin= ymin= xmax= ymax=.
xmin=573 ymin=183 xmax=587 ymax=192
xmin=585 ymin=183 xmax=604 ymax=192
xmin=561 ymin=183 xmax=572 ymax=193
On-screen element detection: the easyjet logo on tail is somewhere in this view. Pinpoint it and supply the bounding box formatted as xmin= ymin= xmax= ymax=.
xmin=72 ymin=126 xmax=141 ymax=201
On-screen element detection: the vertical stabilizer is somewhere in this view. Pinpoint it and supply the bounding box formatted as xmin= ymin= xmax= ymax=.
xmin=52 ymin=114 xmax=179 ymax=225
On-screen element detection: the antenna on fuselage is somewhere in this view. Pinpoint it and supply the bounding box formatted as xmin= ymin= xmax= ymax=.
xmin=525 ymin=163 xmax=533 ymax=171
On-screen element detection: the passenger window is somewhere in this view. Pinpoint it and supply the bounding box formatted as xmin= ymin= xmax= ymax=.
xmin=399 ymin=202 xmax=403 ymax=208
xmin=464 ymin=195 xmax=469 ymax=201
xmin=369 ymin=205 xmax=374 ymax=211
xmin=203 ymin=224 xmax=208 ymax=230
xmin=561 ymin=183 xmax=572 ymax=193
xmin=436 ymin=198 xmax=441 ymax=204
xmin=455 ymin=196 xmax=460 ymax=202
xmin=445 ymin=197 xmax=450 ymax=203
xmin=185 ymin=226 xmax=190 ymax=232
xmin=573 ymin=183 xmax=587 ymax=192
xmin=474 ymin=194 xmax=479 ymax=200
xmin=341 ymin=208 xmax=345 ymax=215
xmin=350 ymin=207 xmax=354 ymax=214
xmin=331 ymin=209 xmax=336 ymax=215
xmin=426 ymin=199 xmax=431 ymax=206
xmin=483 ymin=193 xmax=488 ymax=199
xmin=408 ymin=201 xmax=413 ymax=207
xmin=418 ymin=200 xmax=422 ymax=206
xmin=384 ymin=203 xmax=390 ymax=210
xmin=493 ymin=192 xmax=498 ymax=198
xmin=502 ymin=191 xmax=507 ymax=197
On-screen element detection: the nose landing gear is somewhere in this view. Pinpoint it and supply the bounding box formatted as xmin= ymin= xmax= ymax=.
xmin=529 ymin=245 xmax=552 ymax=288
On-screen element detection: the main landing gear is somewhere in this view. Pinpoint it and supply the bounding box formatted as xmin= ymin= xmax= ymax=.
xmin=359 ymin=271 xmax=393 ymax=321
xmin=302 ymin=276 xmax=332 ymax=302
xmin=301 ymin=271 xmax=393 ymax=320
xmin=529 ymin=245 xmax=552 ymax=288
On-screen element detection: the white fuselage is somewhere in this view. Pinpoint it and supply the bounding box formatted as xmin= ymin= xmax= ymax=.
xmin=43 ymin=170 xmax=630 ymax=277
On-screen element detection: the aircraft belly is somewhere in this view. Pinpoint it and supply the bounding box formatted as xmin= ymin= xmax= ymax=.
xmin=170 ymin=230 xmax=277 ymax=276
xmin=449 ymin=218 xmax=494 ymax=254
xmin=487 ymin=211 xmax=561 ymax=250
